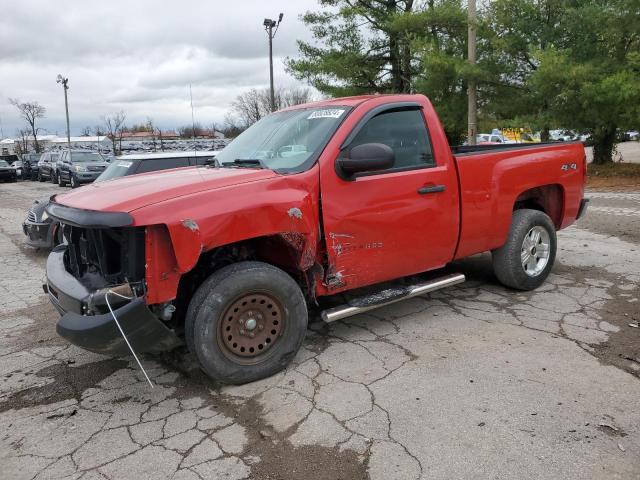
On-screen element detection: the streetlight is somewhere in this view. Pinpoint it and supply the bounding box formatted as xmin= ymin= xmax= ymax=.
xmin=56 ymin=74 xmax=71 ymax=151
xmin=263 ymin=13 xmax=283 ymax=112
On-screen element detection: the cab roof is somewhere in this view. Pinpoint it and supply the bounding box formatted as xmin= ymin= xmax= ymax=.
xmin=279 ymin=94 xmax=425 ymax=112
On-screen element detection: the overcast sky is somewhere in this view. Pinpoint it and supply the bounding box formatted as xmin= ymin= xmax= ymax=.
xmin=0 ymin=0 xmax=319 ymax=137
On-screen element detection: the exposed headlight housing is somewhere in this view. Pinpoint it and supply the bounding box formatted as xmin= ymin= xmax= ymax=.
xmin=41 ymin=210 xmax=49 ymax=221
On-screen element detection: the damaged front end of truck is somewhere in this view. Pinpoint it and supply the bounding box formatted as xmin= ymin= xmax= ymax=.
xmin=44 ymin=202 xmax=182 ymax=356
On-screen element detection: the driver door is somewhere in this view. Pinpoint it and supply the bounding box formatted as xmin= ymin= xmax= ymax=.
xmin=319 ymin=105 xmax=460 ymax=292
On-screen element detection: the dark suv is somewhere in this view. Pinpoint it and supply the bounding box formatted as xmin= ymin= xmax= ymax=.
xmin=37 ymin=152 xmax=61 ymax=182
xmin=56 ymin=150 xmax=109 ymax=188
xmin=21 ymin=153 xmax=42 ymax=180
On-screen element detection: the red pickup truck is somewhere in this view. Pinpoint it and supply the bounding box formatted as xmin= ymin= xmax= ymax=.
xmin=44 ymin=94 xmax=587 ymax=384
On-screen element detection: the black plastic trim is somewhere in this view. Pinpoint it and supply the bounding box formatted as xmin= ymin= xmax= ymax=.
xmin=451 ymin=141 xmax=583 ymax=156
xmin=576 ymin=198 xmax=589 ymax=220
xmin=46 ymin=201 xmax=133 ymax=228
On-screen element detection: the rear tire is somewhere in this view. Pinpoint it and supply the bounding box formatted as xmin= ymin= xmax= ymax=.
xmin=187 ymin=261 xmax=308 ymax=384
xmin=492 ymin=209 xmax=557 ymax=291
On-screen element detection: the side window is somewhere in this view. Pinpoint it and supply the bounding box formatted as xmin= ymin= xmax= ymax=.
xmin=347 ymin=108 xmax=435 ymax=172
xmin=135 ymin=157 xmax=190 ymax=174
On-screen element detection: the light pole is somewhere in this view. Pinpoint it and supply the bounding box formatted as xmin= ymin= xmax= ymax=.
xmin=263 ymin=13 xmax=283 ymax=112
xmin=56 ymin=74 xmax=71 ymax=151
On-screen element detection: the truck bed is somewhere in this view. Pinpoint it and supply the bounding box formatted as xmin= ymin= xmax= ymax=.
xmin=452 ymin=141 xmax=586 ymax=260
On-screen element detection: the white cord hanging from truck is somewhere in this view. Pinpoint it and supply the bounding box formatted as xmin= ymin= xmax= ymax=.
xmin=105 ymin=289 xmax=154 ymax=388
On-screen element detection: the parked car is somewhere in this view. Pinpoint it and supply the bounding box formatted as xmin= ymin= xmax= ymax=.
xmin=11 ymin=160 xmax=24 ymax=179
xmin=56 ymin=150 xmax=109 ymax=188
xmin=22 ymin=197 xmax=64 ymax=249
xmin=549 ymin=130 xmax=576 ymax=142
xmin=21 ymin=153 xmax=41 ymax=180
xmin=23 ymin=151 xmax=217 ymax=250
xmin=0 ymin=159 xmax=18 ymax=182
xmin=37 ymin=152 xmax=61 ymax=182
xmin=476 ymin=133 xmax=514 ymax=145
xmin=1 ymin=154 xmax=20 ymax=178
xmin=43 ymin=94 xmax=587 ymax=385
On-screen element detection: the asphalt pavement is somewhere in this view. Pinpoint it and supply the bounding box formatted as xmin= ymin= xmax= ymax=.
xmin=1 ymin=180 xmax=639 ymax=480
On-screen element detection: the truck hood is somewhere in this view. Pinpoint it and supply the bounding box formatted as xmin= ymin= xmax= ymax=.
xmin=53 ymin=166 xmax=277 ymax=213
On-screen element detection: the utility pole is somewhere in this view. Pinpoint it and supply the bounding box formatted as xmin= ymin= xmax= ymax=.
xmin=56 ymin=74 xmax=71 ymax=151
xmin=263 ymin=13 xmax=283 ymax=112
xmin=467 ymin=0 xmax=477 ymax=145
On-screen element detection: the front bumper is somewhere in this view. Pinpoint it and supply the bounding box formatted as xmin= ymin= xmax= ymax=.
xmin=0 ymin=170 xmax=17 ymax=181
xmin=45 ymin=247 xmax=181 ymax=356
xmin=23 ymin=220 xmax=55 ymax=249
xmin=74 ymin=172 xmax=102 ymax=183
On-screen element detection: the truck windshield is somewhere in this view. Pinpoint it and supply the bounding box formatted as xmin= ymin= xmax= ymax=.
xmin=216 ymin=107 xmax=349 ymax=172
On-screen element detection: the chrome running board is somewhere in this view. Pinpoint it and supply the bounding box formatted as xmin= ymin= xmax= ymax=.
xmin=321 ymin=273 xmax=465 ymax=323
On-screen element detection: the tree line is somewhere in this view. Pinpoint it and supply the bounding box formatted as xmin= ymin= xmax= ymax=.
xmin=286 ymin=0 xmax=639 ymax=164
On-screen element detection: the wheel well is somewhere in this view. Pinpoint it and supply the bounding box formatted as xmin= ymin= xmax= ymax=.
xmin=171 ymin=235 xmax=312 ymax=331
xmin=513 ymin=184 xmax=564 ymax=228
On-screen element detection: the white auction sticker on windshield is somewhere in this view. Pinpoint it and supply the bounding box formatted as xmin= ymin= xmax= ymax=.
xmin=307 ymin=109 xmax=344 ymax=119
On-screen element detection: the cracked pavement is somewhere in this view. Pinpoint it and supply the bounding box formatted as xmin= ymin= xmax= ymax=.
xmin=1 ymin=181 xmax=639 ymax=479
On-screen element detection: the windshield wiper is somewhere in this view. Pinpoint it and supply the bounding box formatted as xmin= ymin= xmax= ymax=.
xmin=220 ymin=158 xmax=266 ymax=169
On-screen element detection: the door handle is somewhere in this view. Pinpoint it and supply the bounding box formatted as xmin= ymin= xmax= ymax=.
xmin=417 ymin=184 xmax=446 ymax=194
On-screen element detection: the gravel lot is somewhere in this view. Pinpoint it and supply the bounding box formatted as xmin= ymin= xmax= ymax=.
xmin=1 ymin=180 xmax=639 ymax=480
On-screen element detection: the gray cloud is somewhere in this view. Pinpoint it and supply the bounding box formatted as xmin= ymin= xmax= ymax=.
xmin=0 ymin=0 xmax=319 ymax=136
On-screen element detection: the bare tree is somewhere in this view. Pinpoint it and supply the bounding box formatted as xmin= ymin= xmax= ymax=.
xmin=230 ymin=87 xmax=315 ymax=128
xmin=231 ymin=89 xmax=264 ymax=127
xmin=9 ymin=98 xmax=46 ymax=153
xmin=101 ymin=111 xmax=126 ymax=154
xmin=156 ymin=127 xmax=165 ymax=151
xmin=16 ymin=128 xmax=30 ymax=154
xmin=93 ymin=125 xmax=106 ymax=136
xmin=209 ymin=121 xmax=219 ymax=138
xmin=145 ymin=117 xmax=158 ymax=151
xmin=281 ymin=87 xmax=314 ymax=108
xmin=222 ymin=113 xmax=245 ymax=138
xmin=81 ymin=126 xmax=92 ymax=136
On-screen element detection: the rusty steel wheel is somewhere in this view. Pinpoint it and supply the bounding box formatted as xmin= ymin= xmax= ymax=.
xmin=218 ymin=292 xmax=285 ymax=363
xmin=188 ymin=261 xmax=308 ymax=384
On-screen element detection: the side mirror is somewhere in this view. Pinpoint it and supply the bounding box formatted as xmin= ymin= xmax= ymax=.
xmin=337 ymin=143 xmax=394 ymax=179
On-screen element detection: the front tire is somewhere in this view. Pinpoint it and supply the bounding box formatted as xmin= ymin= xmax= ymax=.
xmin=58 ymin=173 xmax=66 ymax=187
xmin=70 ymin=175 xmax=79 ymax=188
xmin=187 ymin=261 xmax=308 ymax=384
xmin=51 ymin=172 xmax=58 ymax=184
xmin=492 ymin=209 xmax=557 ymax=291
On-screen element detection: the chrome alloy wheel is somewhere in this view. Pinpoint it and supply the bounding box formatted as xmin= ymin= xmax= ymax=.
xmin=521 ymin=226 xmax=551 ymax=277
